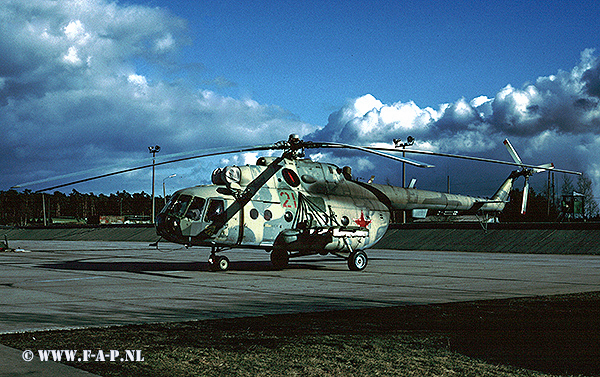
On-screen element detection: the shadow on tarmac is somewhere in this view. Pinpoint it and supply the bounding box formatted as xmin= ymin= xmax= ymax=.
xmin=36 ymin=259 xmax=329 ymax=278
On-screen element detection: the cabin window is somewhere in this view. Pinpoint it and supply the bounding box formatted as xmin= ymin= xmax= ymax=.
xmin=284 ymin=211 xmax=293 ymax=222
xmin=264 ymin=209 xmax=272 ymax=221
xmin=341 ymin=216 xmax=350 ymax=226
xmin=282 ymin=168 xmax=300 ymax=187
xmin=205 ymin=199 xmax=225 ymax=222
xmin=250 ymin=208 xmax=259 ymax=220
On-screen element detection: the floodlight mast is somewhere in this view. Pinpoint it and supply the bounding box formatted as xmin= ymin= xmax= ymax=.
xmin=393 ymin=136 xmax=415 ymax=189
xmin=148 ymin=145 xmax=161 ymax=223
xmin=394 ymin=136 xmax=415 ymax=223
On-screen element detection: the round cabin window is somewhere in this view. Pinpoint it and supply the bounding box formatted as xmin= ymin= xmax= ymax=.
xmin=284 ymin=211 xmax=293 ymax=222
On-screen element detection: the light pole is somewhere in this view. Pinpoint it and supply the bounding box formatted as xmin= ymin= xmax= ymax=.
xmin=393 ymin=136 xmax=415 ymax=223
xmin=148 ymin=145 xmax=161 ymax=223
xmin=42 ymin=192 xmax=47 ymax=227
xmin=163 ymin=174 xmax=176 ymax=206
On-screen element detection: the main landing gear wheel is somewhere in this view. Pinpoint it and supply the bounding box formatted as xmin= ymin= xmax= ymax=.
xmin=347 ymin=250 xmax=368 ymax=271
xmin=270 ymin=248 xmax=289 ymax=270
xmin=209 ymin=255 xmax=229 ymax=272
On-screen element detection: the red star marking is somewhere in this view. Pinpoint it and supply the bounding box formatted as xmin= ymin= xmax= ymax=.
xmin=354 ymin=211 xmax=371 ymax=228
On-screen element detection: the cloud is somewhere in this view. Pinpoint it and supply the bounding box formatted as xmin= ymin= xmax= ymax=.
xmin=491 ymin=50 xmax=600 ymax=136
xmin=0 ymin=0 xmax=186 ymax=98
xmin=308 ymin=49 xmax=600 ymax=197
xmin=1 ymin=0 xmax=313 ymax=193
xmin=2 ymin=0 xmax=598 ymax=202
xmin=311 ymin=94 xmax=440 ymax=145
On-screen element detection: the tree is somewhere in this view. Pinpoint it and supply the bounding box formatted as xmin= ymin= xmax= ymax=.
xmin=560 ymin=175 xmax=575 ymax=197
xmin=0 ymin=189 xmax=153 ymax=226
xmin=577 ymin=174 xmax=599 ymax=218
xmin=500 ymin=188 xmax=558 ymax=222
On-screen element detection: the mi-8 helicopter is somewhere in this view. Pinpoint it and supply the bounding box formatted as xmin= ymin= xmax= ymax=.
xmin=30 ymin=134 xmax=580 ymax=272
xmin=149 ymin=134 xmax=580 ymax=271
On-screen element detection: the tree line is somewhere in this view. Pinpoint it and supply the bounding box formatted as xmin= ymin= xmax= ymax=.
xmin=0 ymin=189 xmax=160 ymax=226
xmin=0 ymin=173 xmax=597 ymax=226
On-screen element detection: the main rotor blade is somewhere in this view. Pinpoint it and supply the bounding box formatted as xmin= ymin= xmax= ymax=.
xmin=503 ymin=139 xmax=523 ymax=165
xmin=24 ymin=137 xmax=435 ymax=192
xmin=366 ymin=147 xmax=581 ymax=175
xmin=310 ymin=142 xmax=435 ymax=168
xmin=18 ymin=133 xmax=581 ymax=194
xmin=33 ymin=144 xmax=280 ymax=192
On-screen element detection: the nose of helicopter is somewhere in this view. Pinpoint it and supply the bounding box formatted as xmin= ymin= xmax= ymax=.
xmin=155 ymin=212 xmax=182 ymax=243
xmin=155 ymin=211 xmax=215 ymax=245
xmin=154 ymin=211 xmax=166 ymax=233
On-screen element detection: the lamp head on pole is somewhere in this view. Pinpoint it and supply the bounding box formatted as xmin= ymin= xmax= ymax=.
xmin=393 ymin=136 xmax=415 ymax=148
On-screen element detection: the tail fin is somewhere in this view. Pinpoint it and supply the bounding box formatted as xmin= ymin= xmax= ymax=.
xmin=490 ymin=170 xmax=521 ymax=203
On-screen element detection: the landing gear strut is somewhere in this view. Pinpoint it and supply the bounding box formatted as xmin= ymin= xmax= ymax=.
xmin=342 ymin=237 xmax=368 ymax=271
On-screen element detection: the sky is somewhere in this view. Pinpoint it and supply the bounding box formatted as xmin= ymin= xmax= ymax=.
xmin=2 ymin=0 xmax=600 ymax=203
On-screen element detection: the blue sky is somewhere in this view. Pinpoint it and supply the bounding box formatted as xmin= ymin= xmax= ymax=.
xmin=2 ymin=0 xmax=600 ymax=203
xmin=162 ymin=0 xmax=599 ymax=123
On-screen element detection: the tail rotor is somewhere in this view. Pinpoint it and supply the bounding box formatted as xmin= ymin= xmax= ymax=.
xmin=503 ymin=139 xmax=554 ymax=215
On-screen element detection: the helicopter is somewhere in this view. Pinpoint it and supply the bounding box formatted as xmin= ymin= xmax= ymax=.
xmin=28 ymin=134 xmax=580 ymax=272
xmin=146 ymin=134 xmax=580 ymax=272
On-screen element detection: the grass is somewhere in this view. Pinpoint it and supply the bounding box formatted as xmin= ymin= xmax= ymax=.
xmin=2 ymin=291 xmax=599 ymax=376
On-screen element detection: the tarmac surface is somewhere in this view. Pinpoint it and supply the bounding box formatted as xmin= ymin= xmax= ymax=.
xmin=2 ymin=240 xmax=600 ymax=334
xmin=1 ymin=240 xmax=599 ymax=376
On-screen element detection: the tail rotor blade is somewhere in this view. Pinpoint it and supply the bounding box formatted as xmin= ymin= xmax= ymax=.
xmin=533 ymin=163 xmax=554 ymax=174
xmin=521 ymin=177 xmax=530 ymax=215
xmin=504 ymin=139 xmax=523 ymax=165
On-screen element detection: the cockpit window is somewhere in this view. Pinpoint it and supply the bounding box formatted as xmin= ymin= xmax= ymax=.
xmin=205 ymin=199 xmax=225 ymax=222
xmin=169 ymin=195 xmax=192 ymax=217
xmin=185 ymin=197 xmax=205 ymax=221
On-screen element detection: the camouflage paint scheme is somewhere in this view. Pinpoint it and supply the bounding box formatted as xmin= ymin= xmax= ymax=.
xmin=155 ymin=155 xmax=515 ymax=257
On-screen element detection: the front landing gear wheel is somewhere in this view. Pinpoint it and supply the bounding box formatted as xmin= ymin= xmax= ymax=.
xmin=270 ymin=248 xmax=289 ymax=270
xmin=348 ymin=250 xmax=368 ymax=271
xmin=209 ymin=255 xmax=230 ymax=272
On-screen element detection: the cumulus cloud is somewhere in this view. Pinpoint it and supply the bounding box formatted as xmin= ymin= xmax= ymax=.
xmin=309 ymin=49 xmax=600 ymax=197
xmin=3 ymin=0 xmax=599 ymax=201
xmin=1 ymin=0 xmax=313 ymax=192
xmin=491 ymin=51 xmax=600 ymax=136
xmin=312 ymin=94 xmax=439 ymax=145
